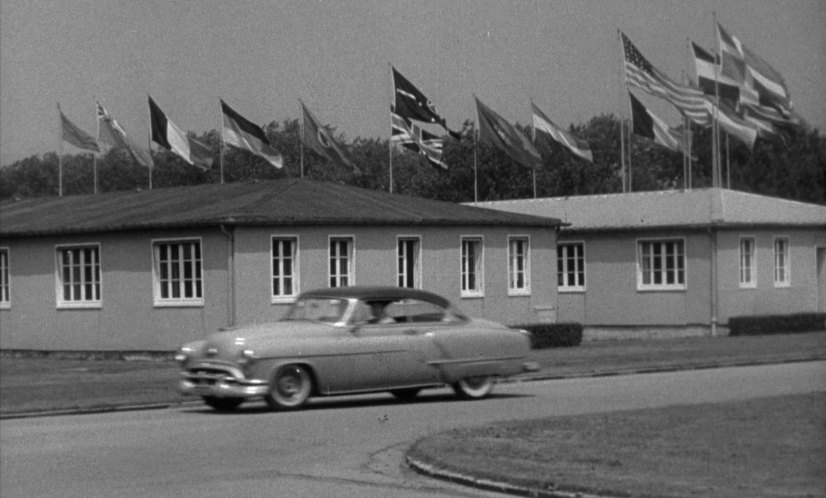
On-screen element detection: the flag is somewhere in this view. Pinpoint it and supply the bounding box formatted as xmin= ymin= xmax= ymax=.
xmin=391 ymin=66 xmax=460 ymax=138
xmin=717 ymin=23 xmax=791 ymax=113
xmin=628 ymin=92 xmax=688 ymax=155
xmin=475 ymin=97 xmax=542 ymax=169
xmin=220 ymin=99 xmax=283 ymax=169
xmin=58 ymin=105 xmax=99 ymax=152
xmin=531 ymin=102 xmax=592 ymax=162
xmin=690 ymin=42 xmax=740 ymax=106
xmin=300 ymin=102 xmax=359 ymax=173
xmin=711 ymin=99 xmax=758 ymax=150
xmin=148 ymin=96 xmax=213 ymax=170
xmin=391 ymin=112 xmax=447 ymax=170
xmin=96 ymin=101 xmax=153 ymax=168
xmin=621 ymin=32 xmax=711 ymax=126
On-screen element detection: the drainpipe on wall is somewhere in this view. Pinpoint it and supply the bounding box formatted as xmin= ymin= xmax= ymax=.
xmin=219 ymin=224 xmax=236 ymax=328
xmin=709 ymin=227 xmax=718 ymax=337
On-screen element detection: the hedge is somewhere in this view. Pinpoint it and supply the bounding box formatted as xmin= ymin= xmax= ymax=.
xmin=728 ymin=313 xmax=826 ymax=336
xmin=513 ymin=322 xmax=583 ymax=349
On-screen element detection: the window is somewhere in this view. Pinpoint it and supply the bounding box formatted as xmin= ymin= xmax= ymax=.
xmin=508 ymin=236 xmax=530 ymax=294
xmin=774 ymin=237 xmax=790 ymax=287
xmin=557 ymin=242 xmax=585 ymax=292
xmin=153 ymin=239 xmax=203 ymax=306
xmin=56 ymin=244 xmax=101 ymax=308
xmin=0 ymin=248 xmax=9 ymax=308
xmin=272 ymin=236 xmax=298 ymax=301
xmin=637 ymin=239 xmax=685 ymax=291
xmin=397 ymin=237 xmax=421 ymax=289
xmin=329 ymin=237 xmax=354 ymax=288
xmin=739 ymin=237 xmax=756 ymax=288
xmin=461 ymin=237 xmax=483 ymax=296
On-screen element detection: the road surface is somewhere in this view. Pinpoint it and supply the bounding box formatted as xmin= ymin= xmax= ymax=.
xmin=2 ymin=361 xmax=824 ymax=497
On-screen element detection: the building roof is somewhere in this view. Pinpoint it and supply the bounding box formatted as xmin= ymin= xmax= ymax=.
xmin=0 ymin=178 xmax=562 ymax=237
xmin=470 ymin=188 xmax=826 ymax=232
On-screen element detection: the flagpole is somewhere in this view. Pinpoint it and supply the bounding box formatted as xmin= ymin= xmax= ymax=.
xmin=219 ymin=99 xmax=225 ymax=184
xmin=617 ymin=29 xmax=630 ymax=194
xmin=93 ymin=96 xmax=99 ymax=194
xmin=299 ymin=100 xmax=305 ymax=179
xmin=725 ymin=132 xmax=731 ymax=188
xmin=474 ymin=128 xmax=478 ymax=203
xmin=57 ymin=103 xmax=63 ymax=197
xmin=388 ymin=64 xmax=394 ymax=193
xmin=712 ymin=11 xmax=722 ymax=188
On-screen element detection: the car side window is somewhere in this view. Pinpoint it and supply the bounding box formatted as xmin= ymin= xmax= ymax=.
xmin=384 ymin=299 xmax=446 ymax=324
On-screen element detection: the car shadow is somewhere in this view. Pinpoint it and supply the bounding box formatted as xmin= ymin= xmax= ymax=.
xmin=181 ymin=391 xmax=531 ymax=416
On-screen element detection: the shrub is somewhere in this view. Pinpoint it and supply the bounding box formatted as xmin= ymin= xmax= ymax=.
xmin=513 ymin=322 xmax=583 ymax=349
xmin=728 ymin=313 xmax=826 ymax=336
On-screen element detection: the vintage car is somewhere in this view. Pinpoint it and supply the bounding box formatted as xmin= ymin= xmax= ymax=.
xmin=176 ymin=286 xmax=538 ymax=411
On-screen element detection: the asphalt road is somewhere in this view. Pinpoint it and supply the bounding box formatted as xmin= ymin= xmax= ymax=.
xmin=2 ymin=361 xmax=824 ymax=498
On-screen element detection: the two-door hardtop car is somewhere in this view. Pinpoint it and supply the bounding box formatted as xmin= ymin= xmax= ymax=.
xmin=176 ymin=286 xmax=538 ymax=411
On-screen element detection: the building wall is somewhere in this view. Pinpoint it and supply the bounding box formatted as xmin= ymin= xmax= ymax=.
xmin=556 ymin=226 xmax=826 ymax=329
xmin=0 ymin=225 xmax=556 ymax=351
xmin=557 ymin=230 xmax=713 ymax=327
xmin=0 ymin=229 xmax=230 ymax=351
xmin=716 ymin=227 xmax=826 ymax=322
xmin=231 ymin=225 xmax=556 ymax=327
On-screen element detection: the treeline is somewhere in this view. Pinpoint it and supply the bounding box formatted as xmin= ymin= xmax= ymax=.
xmin=1 ymin=115 xmax=824 ymax=205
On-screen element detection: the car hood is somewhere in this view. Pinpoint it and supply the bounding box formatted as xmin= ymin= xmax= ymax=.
xmin=196 ymin=320 xmax=341 ymax=361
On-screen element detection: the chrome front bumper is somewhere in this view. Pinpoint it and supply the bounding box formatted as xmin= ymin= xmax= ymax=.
xmin=178 ymin=371 xmax=269 ymax=399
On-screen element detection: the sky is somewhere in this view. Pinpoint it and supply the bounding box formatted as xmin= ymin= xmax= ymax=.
xmin=1 ymin=0 xmax=824 ymax=167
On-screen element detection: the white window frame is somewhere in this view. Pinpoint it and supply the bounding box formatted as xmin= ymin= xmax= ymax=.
xmin=739 ymin=237 xmax=757 ymax=288
xmin=397 ymin=235 xmax=422 ymax=289
xmin=152 ymin=237 xmax=204 ymax=307
xmin=636 ymin=238 xmax=686 ymax=291
xmin=55 ymin=243 xmax=102 ymax=309
xmin=329 ymin=236 xmax=355 ymax=288
xmin=773 ymin=236 xmax=791 ymax=287
xmin=557 ymin=241 xmax=586 ymax=293
xmin=0 ymin=247 xmax=10 ymax=309
xmin=508 ymin=235 xmax=531 ymax=295
xmin=460 ymin=236 xmax=484 ymax=298
xmin=271 ymin=235 xmax=299 ymax=303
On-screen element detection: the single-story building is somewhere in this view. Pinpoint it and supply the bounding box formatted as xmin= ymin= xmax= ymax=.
xmin=0 ymin=178 xmax=562 ymax=351
xmin=473 ymin=188 xmax=826 ymax=336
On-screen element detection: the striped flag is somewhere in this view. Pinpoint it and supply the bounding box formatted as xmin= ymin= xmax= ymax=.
xmin=148 ymin=96 xmax=213 ymax=170
xmin=221 ymin=100 xmax=282 ymax=169
xmin=690 ymin=42 xmax=740 ymax=106
xmin=59 ymin=105 xmax=99 ymax=152
xmin=531 ymin=102 xmax=592 ymax=162
xmin=717 ymin=23 xmax=792 ymax=114
xmin=391 ymin=111 xmax=447 ymax=170
xmin=621 ymin=32 xmax=711 ymax=126
xmin=96 ymin=101 xmax=153 ymax=168
xmin=475 ymin=97 xmax=542 ymax=170
xmin=628 ymin=92 xmax=688 ymax=155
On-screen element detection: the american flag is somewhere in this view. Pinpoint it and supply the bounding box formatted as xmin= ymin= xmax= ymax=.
xmin=391 ymin=111 xmax=447 ymax=170
xmin=622 ymin=32 xmax=711 ymax=126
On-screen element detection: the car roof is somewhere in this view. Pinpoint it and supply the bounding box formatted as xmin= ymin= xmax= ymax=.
xmin=299 ymin=286 xmax=451 ymax=308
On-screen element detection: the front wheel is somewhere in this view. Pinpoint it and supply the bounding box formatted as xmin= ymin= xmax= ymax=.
xmin=202 ymin=396 xmax=244 ymax=412
xmin=265 ymin=364 xmax=313 ymax=410
xmin=452 ymin=376 xmax=495 ymax=399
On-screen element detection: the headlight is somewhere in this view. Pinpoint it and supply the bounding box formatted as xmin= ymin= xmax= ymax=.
xmin=238 ymin=349 xmax=256 ymax=366
xmin=175 ymin=346 xmax=194 ymax=365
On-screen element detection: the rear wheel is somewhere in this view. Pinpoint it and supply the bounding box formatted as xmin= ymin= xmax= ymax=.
xmin=265 ymin=364 xmax=313 ymax=410
xmin=202 ymin=396 xmax=244 ymax=412
xmin=390 ymin=388 xmax=421 ymax=401
xmin=452 ymin=376 xmax=495 ymax=399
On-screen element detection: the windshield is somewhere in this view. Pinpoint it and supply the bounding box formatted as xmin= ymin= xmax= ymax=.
xmin=283 ymin=297 xmax=349 ymax=324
